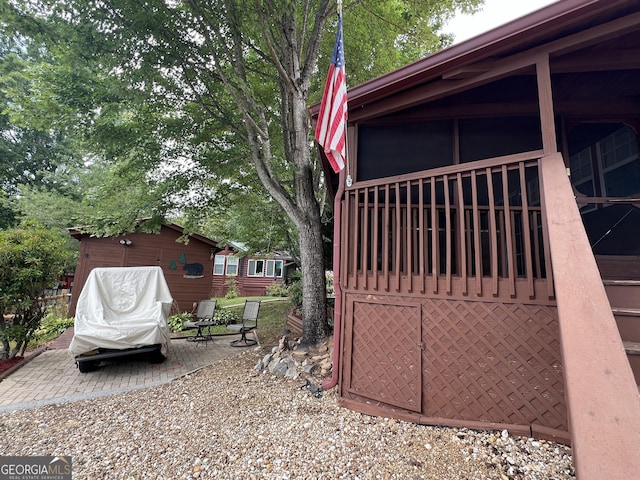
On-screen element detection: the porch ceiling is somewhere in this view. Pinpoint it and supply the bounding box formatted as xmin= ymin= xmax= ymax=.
xmin=355 ymin=25 xmax=640 ymax=125
xmin=338 ymin=0 xmax=640 ymax=121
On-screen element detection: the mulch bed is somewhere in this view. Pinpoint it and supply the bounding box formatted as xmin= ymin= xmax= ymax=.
xmin=0 ymin=356 xmax=25 ymax=375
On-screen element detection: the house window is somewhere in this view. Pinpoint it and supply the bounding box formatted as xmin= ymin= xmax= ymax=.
xmin=225 ymin=256 xmax=238 ymax=276
xmin=213 ymin=255 xmax=226 ymax=275
xmin=248 ymin=259 xmax=284 ymax=277
xmin=265 ymin=259 xmax=284 ymax=278
xmin=597 ymin=125 xmax=640 ymax=197
xmin=214 ymin=254 xmax=239 ymax=276
xmin=248 ymin=259 xmax=264 ymax=277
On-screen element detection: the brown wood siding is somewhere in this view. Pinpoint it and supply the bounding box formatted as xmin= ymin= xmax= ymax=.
xmin=69 ymin=225 xmax=216 ymax=316
xmin=211 ymin=254 xmax=289 ymax=298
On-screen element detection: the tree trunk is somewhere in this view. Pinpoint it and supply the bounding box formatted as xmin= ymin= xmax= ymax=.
xmin=289 ymin=82 xmax=329 ymax=346
xmin=298 ymin=212 xmax=329 ymax=346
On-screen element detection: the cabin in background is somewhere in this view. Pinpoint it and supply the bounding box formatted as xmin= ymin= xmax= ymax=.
xmin=313 ymin=1 xmax=640 ymax=478
xmin=211 ymin=244 xmax=295 ymax=297
xmin=68 ymin=223 xmax=220 ymax=315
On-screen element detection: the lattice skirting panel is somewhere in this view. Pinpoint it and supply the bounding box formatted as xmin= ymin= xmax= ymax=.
xmin=340 ymin=294 xmax=568 ymax=435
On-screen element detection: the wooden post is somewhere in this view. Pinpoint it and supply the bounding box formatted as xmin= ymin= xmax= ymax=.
xmin=536 ymin=54 xmax=557 ymax=155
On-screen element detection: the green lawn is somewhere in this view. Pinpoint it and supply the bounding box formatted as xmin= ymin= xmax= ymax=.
xmin=216 ymin=296 xmax=282 ymax=308
xmin=177 ymin=297 xmax=292 ymax=346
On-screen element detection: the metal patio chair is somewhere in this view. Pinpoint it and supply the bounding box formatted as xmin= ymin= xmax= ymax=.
xmin=184 ymin=299 xmax=217 ymax=343
xmin=228 ymin=300 xmax=260 ymax=347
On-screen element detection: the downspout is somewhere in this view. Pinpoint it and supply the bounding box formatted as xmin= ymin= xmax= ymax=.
xmin=322 ymin=171 xmax=345 ymax=390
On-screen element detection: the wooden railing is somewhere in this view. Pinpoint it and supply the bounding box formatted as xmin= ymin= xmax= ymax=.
xmin=539 ymin=153 xmax=640 ymax=479
xmin=341 ymin=151 xmax=553 ymax=301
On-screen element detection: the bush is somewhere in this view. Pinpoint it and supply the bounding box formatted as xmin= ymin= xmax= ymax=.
xmin=224 ymin=278 xmax=238 ymax=299
xmin=33 ymin=314 xmax=74 ymax=344
xmin=167 ymin=312 xmax=192 ymax=333
xmin=213 ymin=309 xmax=239 ymax=326
xmin=0 ymin=222 xmax=71 ymax=357
xmin=169 ymin=308 xmax=240 ymax=331
xmin=288 ymin=271 xmax=302 ymax=309
xmin=265 ymin=282 xmax=289 ymax=297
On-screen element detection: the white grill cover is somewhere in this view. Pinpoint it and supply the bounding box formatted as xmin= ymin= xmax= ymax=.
xmin=69 ymin=266 xmax=173 ymax=357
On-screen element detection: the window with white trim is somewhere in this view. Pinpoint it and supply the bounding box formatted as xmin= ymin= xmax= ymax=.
xmin=266 ymin=260 xmax=275 ymax=277
xmin=266 ymin=259 xmax=284 ymax=278
xmin=248 ymin=259 xmax=264 ymax=277
xmin=248 ymin=259 xmax=284 ymax=277
xmin=274 ymin=260 xmax=283 ymax=277
xmin=213 ymin=255 xmax=225 ymax=275
xmin=225 ymin=256 xmax=239 ymax=276
xmin=214 ymin=254 xmax=239 ymax=276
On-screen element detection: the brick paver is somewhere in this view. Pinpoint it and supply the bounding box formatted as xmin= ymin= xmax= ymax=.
xmin=0 ymin=331 xmax=250 ymax=412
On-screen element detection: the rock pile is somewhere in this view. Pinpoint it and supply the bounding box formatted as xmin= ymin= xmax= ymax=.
xmin=254 ymin=334 xmax=333 ymax=386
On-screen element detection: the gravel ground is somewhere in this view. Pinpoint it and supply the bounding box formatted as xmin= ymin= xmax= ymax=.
xmin=0 ymin=349 xmax=574 ymax=479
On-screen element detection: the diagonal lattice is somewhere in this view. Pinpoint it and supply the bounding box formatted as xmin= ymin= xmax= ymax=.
xmin=423 ymin=299 xmax=566 ymax=429
xmin=347 ymin=301 xmax=422 ymax=412
xmin=342 ymin=295 xmax=567 ymax=431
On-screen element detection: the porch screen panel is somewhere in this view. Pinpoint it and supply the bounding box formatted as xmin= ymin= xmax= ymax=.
xmin=458 ymin=117 xmax=543 ymax=164
xmin=357 ymin=121 xmax=453 ymax=181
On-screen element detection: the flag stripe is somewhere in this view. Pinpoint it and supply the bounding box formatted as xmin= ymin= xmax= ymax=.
xmin=315 ymin=16 xmax=347 ymax=173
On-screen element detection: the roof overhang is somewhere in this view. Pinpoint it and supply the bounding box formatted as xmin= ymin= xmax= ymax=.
xmin=310 ymin=0 xmax=640 ymax=191
xmin=68 ymin=222 xmax=219 ymax=249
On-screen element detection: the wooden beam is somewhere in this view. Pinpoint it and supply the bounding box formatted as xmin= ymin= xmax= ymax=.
xmin=350 ymin=11 xmax=640 ymax=122
xmin=536 ymin=54 xmax=557 ymax=154
xmin=551 ymin=48 xmax=640 ymax=73
xmin=442 ymin=61 xmax=493 ymax=80
xmin=350 ymin=150 xmax=543 ymax=191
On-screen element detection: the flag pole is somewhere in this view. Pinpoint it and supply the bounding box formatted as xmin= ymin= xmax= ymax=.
xmin=314 ymin=0 xmax=348 ymax=175
xmin=337 ymin=0 xmax=351 ymax=187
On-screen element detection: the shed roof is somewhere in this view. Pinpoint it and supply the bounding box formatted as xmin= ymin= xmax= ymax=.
xmin=68 ymin=222 xmax=219 ymax=248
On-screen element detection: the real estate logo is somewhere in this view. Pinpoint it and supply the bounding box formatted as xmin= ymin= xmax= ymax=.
xmin=0 ymin=456 xmax=72 ymax=480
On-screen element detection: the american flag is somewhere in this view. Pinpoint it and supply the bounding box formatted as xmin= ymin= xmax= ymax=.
xmin=315 ymin=16 xmax=347 ymax=173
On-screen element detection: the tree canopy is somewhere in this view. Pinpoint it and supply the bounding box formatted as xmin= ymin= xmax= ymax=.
xmin=2 ymin=0 xmax=482 ymax=344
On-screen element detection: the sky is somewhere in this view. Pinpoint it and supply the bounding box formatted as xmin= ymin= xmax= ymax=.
xmin=444 ymin=0 xmax=560 ymax=44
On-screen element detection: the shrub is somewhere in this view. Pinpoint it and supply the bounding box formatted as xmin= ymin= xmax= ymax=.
xmin=265 ymin=282 xmax=289 ymax=297
xmin=224 ymin=278 xmax=238 ymax=299
xmin=288 ymin=271 xmax=302 ymax=309
xmin=167 ymin=312 xmax=192 ymax=333
xmin=0 ymin=222 xmax=71 ymax=357
xmin=32 ymin=314 xmax=74 ymax=344
xmin=213 ymin=309 xmax=239 ymax=326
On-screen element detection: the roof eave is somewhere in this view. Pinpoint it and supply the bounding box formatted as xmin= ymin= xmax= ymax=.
xmin=311 ymin=0 xmax=613 ymax=116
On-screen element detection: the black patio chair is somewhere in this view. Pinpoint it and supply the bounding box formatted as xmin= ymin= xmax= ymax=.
xmin=184 ymin=300 xmax=217 ymax=342
xmin=228 ymin=300 xmax=260 ymax=347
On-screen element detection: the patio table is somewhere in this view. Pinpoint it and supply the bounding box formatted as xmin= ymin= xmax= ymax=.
xmin=187 ymin=321 xmax=216 ymax=344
